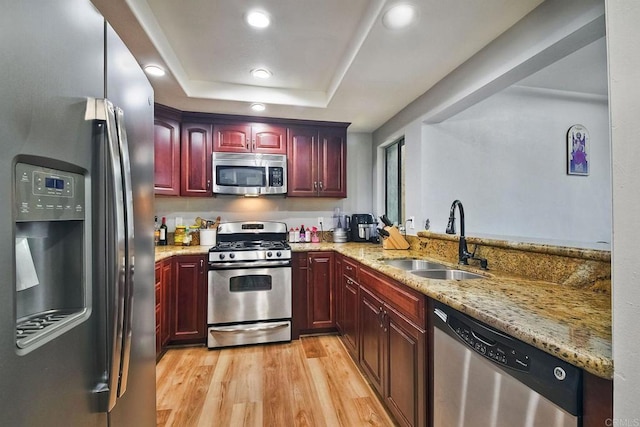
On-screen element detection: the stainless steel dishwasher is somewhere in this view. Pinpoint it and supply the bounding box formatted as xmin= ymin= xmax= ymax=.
xmin=432 ymin=302 xmax=582 ymax=427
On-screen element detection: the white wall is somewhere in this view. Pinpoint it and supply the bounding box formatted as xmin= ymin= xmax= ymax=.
xmin=607 ymin=0 xmax=640 ymax=422
xmin=155 ymin=131 xmax=374 ymax=231
xmin=416 ymin=86 xmax=611 ymax=245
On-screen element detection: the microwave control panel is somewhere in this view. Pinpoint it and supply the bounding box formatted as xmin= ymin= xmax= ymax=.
xmin=15 ymin=162 xmax=85 ymax=222
xmin=268 ymin=167 xmax=284 ymax=187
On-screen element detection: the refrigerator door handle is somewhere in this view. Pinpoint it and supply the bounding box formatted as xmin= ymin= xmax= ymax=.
xmin=91 ymin=98 xmax=127 ymax=412
xmin=114 ymin=106 xmax=134 ymax=399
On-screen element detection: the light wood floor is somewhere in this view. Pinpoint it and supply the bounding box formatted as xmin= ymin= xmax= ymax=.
xmin=156 ymin=335 xmax=396 ymax=426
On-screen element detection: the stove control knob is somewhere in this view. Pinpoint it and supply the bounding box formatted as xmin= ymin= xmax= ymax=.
xmin=276 ymin=251 xmax=282 ymax=257
xmin=267 ymin=251 xmax=273 ymax=258
xmin=219 ymin=254 xmax=225 ymax=260
xmin=229 ymin=253 xmax=235 ymax=259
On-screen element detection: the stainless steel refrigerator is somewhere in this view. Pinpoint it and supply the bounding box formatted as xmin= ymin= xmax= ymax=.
xmin=0 ymin=0 xmax=156 ymax=425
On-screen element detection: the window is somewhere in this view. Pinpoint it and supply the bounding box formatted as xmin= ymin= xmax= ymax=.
xmin=385 ymin=138 xmax=405 ymax=225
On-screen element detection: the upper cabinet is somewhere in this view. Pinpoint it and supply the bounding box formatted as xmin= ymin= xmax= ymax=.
xmin=214 ymin=122 xmax=287 ymax=154
xmin=153 ymin=104 xmax=349 ymax=198
xmin=154 ymin=105 xmax=181 ymax=196
xmin=287 ymin=125 xmax=347 ymax=198
xmin=181 ymin=122 xmax=213 ymax=197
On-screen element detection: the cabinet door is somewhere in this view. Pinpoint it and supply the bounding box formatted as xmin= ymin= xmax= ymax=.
xmin=171 ymin=255 xmax=207 ymax=342
xmin=341 ymin=274 xmax=359 ymax=358
xmin=181 ymin=123 xmax=213 ymax=196
xmin=154 ymin=113 xmax=181 ymax=196
xmin=318 ymin=127 xmax=346 ymax=197
xmin=155 ymin=262 xmax=162 ymax=357
xmin=287 ymin=126 xmax=318 ymax=197
xmin=308 ymin=252 xmax=335 ymax=329
xmin=291 ymin=252 xmax=309 ymax=339
xmin=252 ymin=123 xmax=287 ymax=154
xmin=213 ymin=123 xmax=251 ymax=153
xmin=385 ymin=307 xmax=426 ymax=427
xmin=359 ymin=286 xmax=384 ymax=395
xmin=160 ymin=259 xmax=172 ymax=347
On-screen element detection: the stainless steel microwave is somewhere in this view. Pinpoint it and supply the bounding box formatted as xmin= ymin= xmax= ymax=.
xmin=211 ymin=152 xmax=287 ymax=195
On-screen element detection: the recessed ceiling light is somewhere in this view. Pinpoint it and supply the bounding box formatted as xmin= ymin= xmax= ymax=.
xmin=246 ymin=10 xmax=270 ymax=28
xmin=251 ymin=68 xmax=272 ymax=79
xmin=143 ymin=65 xmax=165 ymax=76
xmin=382 ymin=4 xmax=418 ymax=30
xmin=251 ymin=103 xmax=266 ymax=112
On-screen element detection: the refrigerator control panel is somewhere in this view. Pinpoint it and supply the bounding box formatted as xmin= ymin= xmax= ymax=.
xmin=15 ymin=162 xmax=85 ymax=221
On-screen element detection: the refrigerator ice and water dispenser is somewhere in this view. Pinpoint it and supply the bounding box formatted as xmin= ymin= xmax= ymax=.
xmin=14 ymin=161 xmax=89 ymax=353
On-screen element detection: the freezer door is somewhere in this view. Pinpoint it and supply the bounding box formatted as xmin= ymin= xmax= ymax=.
xmin=0 ymin=0 xmax=107 ymax=426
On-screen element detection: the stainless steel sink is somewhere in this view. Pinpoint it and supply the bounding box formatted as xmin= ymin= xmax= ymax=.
xmin=382 ymin=258 xmax=449 ymax=271
xmin=410 ymin=269 xmax=485 ymax=280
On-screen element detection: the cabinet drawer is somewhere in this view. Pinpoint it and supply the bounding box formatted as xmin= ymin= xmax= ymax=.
xmin=343 ymin=258 xmax=359 ymax=281
xmin=359 ymin=267 xmax=425 ymax=327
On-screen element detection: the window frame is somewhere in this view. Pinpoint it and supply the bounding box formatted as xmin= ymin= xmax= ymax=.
xmin=384 ymin=137 xmax=405 ymax=225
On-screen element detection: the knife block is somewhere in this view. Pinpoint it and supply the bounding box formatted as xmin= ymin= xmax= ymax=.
xmin=382 ymin=226 xmax=410 ymax=250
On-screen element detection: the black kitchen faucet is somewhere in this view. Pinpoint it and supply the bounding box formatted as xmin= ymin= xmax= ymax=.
xmin=446 ymin=200 xmax=488 ymax=269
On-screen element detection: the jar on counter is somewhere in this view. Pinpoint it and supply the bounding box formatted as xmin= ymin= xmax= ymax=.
xmin=174 ymin=225 xmax=186 ymax=246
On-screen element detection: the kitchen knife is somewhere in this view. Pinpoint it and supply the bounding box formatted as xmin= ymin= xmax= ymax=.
xmin=380 ymin=215 xmax=393 ymax=227
xmin=378 ymin=228 xmax=390 ymax=237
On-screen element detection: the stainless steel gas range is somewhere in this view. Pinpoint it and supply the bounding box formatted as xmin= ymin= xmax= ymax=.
xmin=207 ymin=221 xmax=292 ymax=349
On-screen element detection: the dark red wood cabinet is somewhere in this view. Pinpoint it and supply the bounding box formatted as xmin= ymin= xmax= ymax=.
xmin=153 ymin=105 xmax=181 ymax=196
xmin=155 ymin=257 xmax=173 ymax=360
xmin=291 ymin=252 xmax=309 ymax=339
xmin=358 ymin=265 xmax=427 ymax=427
xmin=181 ymin=122 xmax=213 ymax=197
xmin=307 ymin=251 xmax=335 ymax=329
xmin=171 ymin=255 xmax=207 ymax=343
xmin=292 ymin=251 xmax=337 ymax=337
xmin=287 ymin=125 xmax=347 ymax=198
xmin=336 ymin=255 xmax=359 ymax=359
xmin=214 ymin=122 xmax=286 ymax=154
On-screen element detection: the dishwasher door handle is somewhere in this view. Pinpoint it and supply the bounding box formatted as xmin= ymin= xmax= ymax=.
xmin=471 ymin=330 xmax=496 ymax=347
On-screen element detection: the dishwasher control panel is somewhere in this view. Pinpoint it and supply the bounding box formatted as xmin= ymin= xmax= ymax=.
xmin=448 ymin=314 xmax=531 ymax=372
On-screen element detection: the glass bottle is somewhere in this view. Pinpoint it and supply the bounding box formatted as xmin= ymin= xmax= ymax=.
xmin=159 ymin=217 xmax=168 ymax=246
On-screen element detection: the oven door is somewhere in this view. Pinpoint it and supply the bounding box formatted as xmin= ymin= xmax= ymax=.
xmin=207 ymin=264 xmax=292 ymax=324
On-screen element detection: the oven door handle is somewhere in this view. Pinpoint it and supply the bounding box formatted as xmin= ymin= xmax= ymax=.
xmin=208 ymin=260 xmax=291 ymax=269
xmin=209 ymin=322 xmax=290 ymax=333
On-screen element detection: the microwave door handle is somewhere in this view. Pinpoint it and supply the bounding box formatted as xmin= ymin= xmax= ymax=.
xmin=114 ymin=106 xmax=134 ymax=399
xmin=100 ymin=99 xmax=127 ymax=412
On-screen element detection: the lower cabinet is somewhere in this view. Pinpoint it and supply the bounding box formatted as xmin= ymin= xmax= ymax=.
xmin=336 ymin=256 xmax=359 ymax=358
xmin=307 ymin=251 xmax=335 ymax=329
xmin=358 ymin=264 xmax=428 ymax=427
xmin=292 ymin=251 xmax=336 ymax=337
xmin=171 ymin=255 xmax=207 ymax=343
xmin=155 ymin=257 xmax=173 ymax=360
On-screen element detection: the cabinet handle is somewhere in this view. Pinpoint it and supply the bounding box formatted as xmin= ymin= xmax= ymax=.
xmin=313 ymin=181 xmax=318 ymax=190
xmin=206 ymin=179 xmax=211 ymax=190
xmin=346 ymin=266 xmax=353 ymax=271
xmin=200 ymin=259 xmax=204 ymax=273
xmin=319 ymin=181 xmax=323 ymax=191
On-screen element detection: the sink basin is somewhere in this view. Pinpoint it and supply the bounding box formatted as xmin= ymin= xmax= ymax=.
xmin=410 ymin=269 xmax=485 ymax=280
xmin=382 ymin=258 xmax=449 ymax=271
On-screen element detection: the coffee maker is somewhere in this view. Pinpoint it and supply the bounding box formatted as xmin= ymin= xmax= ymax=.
xmin=350 ymin=214 xmax=377 ymax=243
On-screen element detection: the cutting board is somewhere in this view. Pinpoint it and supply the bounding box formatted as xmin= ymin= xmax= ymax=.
xmin=382 ymin=226 xmax=410 ymax=250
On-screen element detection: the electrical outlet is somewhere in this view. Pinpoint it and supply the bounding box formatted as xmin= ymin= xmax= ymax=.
xmin=317 ymin=216 xmax=323 ymax=226
xmin=408 ymin=216 xmax=415 ymax=229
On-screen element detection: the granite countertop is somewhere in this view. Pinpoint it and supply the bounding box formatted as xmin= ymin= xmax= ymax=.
xmin=155 ymin=242 xmax=612 ymax=379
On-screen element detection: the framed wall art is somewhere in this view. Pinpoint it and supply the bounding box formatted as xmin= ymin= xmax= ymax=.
xmin=567 ymin=124 xmax=589 ymax=176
